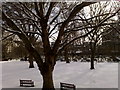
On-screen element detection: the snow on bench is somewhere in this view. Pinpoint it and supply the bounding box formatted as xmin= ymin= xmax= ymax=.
xmin=60 ymin=82 xmax=76 ymax=90
xmin=20 ymin=79 xmax=34 ymax=87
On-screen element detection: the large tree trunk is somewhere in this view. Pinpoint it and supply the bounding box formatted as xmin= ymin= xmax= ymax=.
xmin=41 ymin=56 xmax=56 ymax=90
xmin=42 ymin=70 xmax=55 ymax=90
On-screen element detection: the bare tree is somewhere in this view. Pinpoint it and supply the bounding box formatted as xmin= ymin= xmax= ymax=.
xmin=2 ymin=2 xmax=119 ymax=89
xmin=74 ymin=1 xmax=120 ymax=69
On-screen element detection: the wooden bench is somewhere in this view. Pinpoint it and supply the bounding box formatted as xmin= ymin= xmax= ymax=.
xmin=60 ymin=82 xmax=76 ymax=90
xmin=20 ymin=79 xmax=34 ymax=87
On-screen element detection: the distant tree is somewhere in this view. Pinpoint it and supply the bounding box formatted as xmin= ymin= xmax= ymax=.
xmin=76 ymin=2 xmax=120 ymax=69
xmin=2 ymin=30 xmax=16 ymax=60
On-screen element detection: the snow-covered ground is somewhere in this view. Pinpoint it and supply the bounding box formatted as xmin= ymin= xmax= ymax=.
xmin=1 ymin=60 xmax=118 ymax=88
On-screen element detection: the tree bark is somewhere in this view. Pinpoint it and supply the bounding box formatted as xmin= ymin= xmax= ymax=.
xmin=41 ymin=59 xmax=55 ymax=90
xmin=90 ymin=52 xmax=95 ymax=70
xmin=28 ymin=55 xmax=34 ymax=68
xmin=40 ymin=55 xmax=56 ymax=90
xmin=29 ymin=59 xmax=34 ymax=68
xmin=90 ymin=42 xmax=96 ymax=70
xmin=42 ymin=70 xmax=55 ymax=90
xmin=64 ymin=47 xmax=70 ymax=63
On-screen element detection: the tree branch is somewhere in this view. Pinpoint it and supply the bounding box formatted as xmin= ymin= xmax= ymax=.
xmin=46 ymin=2 xmax=56 ymax=21
xmin=2 ymin=33 xmax=14 ymax=41
xmin=57 ymin=8 xmax=120 ymax=55
xmin=2 ymin=10 xmax=44 ymax=71
xmin=53 ymin=2 xmax=96 ymax=54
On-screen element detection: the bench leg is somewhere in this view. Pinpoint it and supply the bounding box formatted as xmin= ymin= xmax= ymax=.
xmin=20 ymin=84 xmax=23 ymax=86
xmin=32 ymin=83 xmax=34 ymax=87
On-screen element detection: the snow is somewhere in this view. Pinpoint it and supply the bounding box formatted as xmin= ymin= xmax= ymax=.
xmin=1 ymin=60 xmax=118 ymax=88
